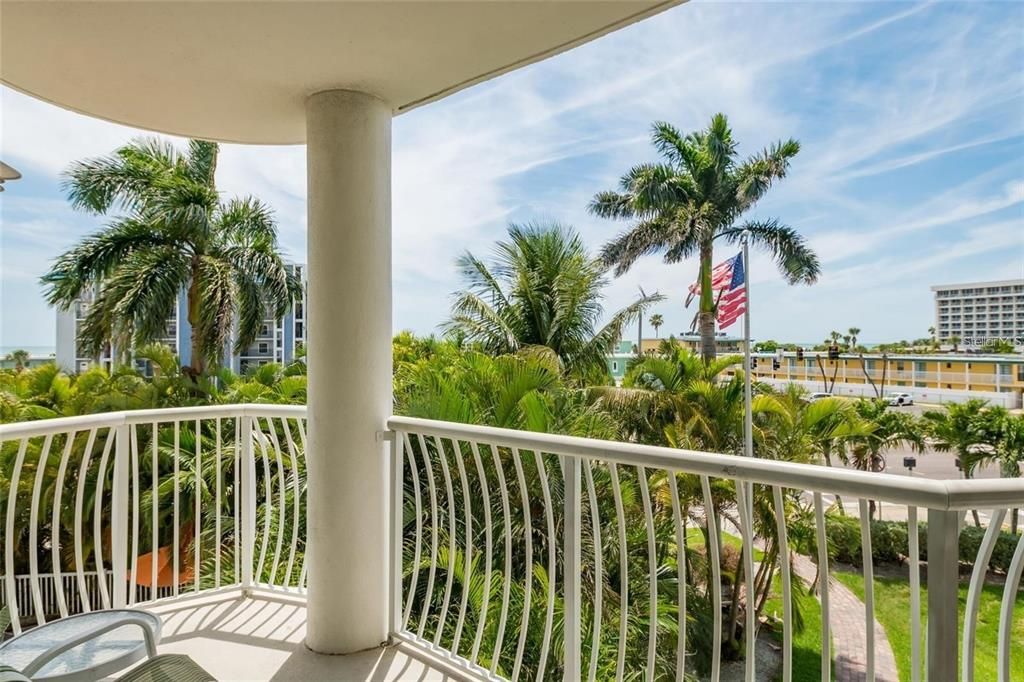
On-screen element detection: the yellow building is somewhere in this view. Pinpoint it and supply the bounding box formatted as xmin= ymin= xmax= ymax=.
xmin=733 ymin=351 xmax=1024 ymax=407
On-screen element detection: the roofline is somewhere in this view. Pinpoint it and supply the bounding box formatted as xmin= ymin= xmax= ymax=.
xmin=930 ymin=279 xmax=1024 ymax=291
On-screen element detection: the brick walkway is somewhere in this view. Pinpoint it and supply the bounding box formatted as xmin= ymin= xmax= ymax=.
xmin=790 ymin=554 xmax=900 ymax=682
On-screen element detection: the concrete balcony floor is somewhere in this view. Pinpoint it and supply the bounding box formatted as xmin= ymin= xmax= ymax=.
xmin=140 ymin=591 xmax=463 ymax=681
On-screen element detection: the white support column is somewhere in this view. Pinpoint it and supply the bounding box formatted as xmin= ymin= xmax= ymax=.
xmin=305 ymin=89 xmax=392 ymax=654
xmin=111 ymin=424 xmax=130 ymax=608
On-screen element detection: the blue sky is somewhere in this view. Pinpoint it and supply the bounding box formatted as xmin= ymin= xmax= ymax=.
xmin=2 ymin=1 xmax=1022 ymax=350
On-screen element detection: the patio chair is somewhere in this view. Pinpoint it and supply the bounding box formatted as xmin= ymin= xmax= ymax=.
xmin=0 ymin=654 xmax=215 ymax=682
xmin=117 ymin=654 xmax=216 ymax=682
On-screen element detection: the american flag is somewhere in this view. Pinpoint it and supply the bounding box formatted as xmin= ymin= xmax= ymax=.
xmin=684 ymin=252 xmax=747 ymax=330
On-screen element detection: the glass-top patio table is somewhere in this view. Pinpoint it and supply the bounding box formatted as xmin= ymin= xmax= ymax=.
xmin=0 ymin=610 xmax=161 ymax=682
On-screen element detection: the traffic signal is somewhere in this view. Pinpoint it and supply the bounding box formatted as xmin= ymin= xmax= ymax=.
xmin=772 ymin=359 xmax=781 ymax=371
xmin=796 ymin=347 xmax=804 ymax=361
xmin=828 ymin=344 xmax=840 ymax=360
xmin=751 ymin=357 xmax=758 ymax=369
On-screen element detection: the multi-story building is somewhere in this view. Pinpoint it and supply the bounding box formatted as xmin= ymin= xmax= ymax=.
xmin=931 ymin=279 xmax=1024 ymax=347
xmin=55 ymin=263 xmax=307 ymax=375
xmin=735 ymin=350 xmax=1024 ymax=408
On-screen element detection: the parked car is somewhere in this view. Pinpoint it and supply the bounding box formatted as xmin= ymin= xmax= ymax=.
xmin=807 ymin=392 xmax=833 ymax=403
xmin=887 ymin=392 xmax=914 ymax=406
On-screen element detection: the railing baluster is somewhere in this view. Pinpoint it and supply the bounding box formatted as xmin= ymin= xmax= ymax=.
xmin=736 ymin=480 xmax=756 ymax=682
xmin=997 ymin=529 xmax=1024 ymax=682
xmin=74 ymin=428 xmax=99 ymax=613
xmin=450 ymin=438 xmax=474 ymax=657
xmin=265 ymin=418 xmax=287 ymax=586
xmin=152 ymin=422 xmax=160 ymax=602
xmin=638 ymin=466 xmax=657 ymax=681
xmin=813 ymin=492 xmax=830 ymax=682
xmin=94 ymin=429 xmax=115 ymax=610
xmin=858 ymin=499 xmax=875 ymax=682
xmin=173 ymin=420 xmax=180 ymax=596
xmin=240 ymin=415 xmax=255 ymax=590
xmin=768 ymin=486 xmax=792 ymax=682
xmin=416 ymin=433 xmax=439 ymax=641
xmin=533 ymin=450 xmax=556 ymax=680
xmin=112 ymin=424 xmax=129 ymax=609
xmin=908 ymin=506 xmax=921 ymax=682
xmin=490 ymin=442 xmax=513 ymax=676
xmin=194 ymin=418 xmax=202 ymax=593
xmin=963 ymin=507 xmax=1007 ymax=681
xmin=51 ymin=430 xmax=77 ymax=619
xmin=281 ymin=417 xmax=301 ymax=588
xmin=584 ymin=459 xmax=603 ymax=682
xmin=215 ymin=418 xmax=222 ymax=589
xmin=431 ymin=435 xmax=457 ymax=648
xmin=254 ymin=424 xmax=273 ymax=585
xmin=609 ymin=462 xmax=628 ymax=682
xmin=468 ymin=440 xmax=493 ymax=666
xmin=510 ymin=446 xmax=533 ymax=682
xmin=563 ymin=454 xmax=582 ymax=682
xmin=129 ymin=424 xmax=140 ymax=604
xmin=668 ymin=471 xmax=686 ymax=682
xmin=4 ymin=437 xmax=29 ymax=634
xmin=701 ymin=475 xmax=722 ymax=682
xmin=402 ymin=433 xmax=422 ymax=632
xmin=29 ymin=433 xmax=54 ymax=624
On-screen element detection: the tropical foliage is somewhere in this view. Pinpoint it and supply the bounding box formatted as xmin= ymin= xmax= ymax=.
xmin=443 ymin=222 xmax=662 ymax=381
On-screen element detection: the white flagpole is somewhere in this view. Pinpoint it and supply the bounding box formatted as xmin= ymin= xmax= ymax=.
xmin=741 ymin=230 xmax=753 ymax=459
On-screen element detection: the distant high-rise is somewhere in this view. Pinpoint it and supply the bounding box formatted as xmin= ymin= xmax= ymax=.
xmin=931 ymin=279 xmax=1023 ymax=347
xmin=55 ymin=263 xmax=307 ymax=375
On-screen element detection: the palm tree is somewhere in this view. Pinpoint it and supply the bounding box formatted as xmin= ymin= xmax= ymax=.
xmin=649 ymin=313 xmax=664 ymax=338
xmin=848 ymin=327 xmax=860 ymax=349
xmin=42 ymin=138 xmax=301 ymax=377
xmin=590 ymin=114 xmax=820 ymax=364
xmin=923 ymin=399 xmax=990 ymax=526
xmin=927 ymin=326 xmax=936 ymax=344
xmin=443 ymin=222 xmax=662 ymax=379
xmin=4 ymin=349 xmax=30 ymax=372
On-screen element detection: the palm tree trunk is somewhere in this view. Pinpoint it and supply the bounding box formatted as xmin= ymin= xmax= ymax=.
xmin=187 ymin=257 xmax=206 ymax=378
xmin=698 ymin=241 xmax=716 ymax=365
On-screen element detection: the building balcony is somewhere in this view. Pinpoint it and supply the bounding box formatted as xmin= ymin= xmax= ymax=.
xmin=2 ymin=405 xmax=1023 ymax=681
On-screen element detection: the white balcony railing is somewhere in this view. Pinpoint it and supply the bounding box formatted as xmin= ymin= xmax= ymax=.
xmin=2 ymin=406 xmax=1023 ymax=682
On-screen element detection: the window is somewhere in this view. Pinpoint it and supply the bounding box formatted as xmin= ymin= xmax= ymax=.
xmin=612 ymin=361 xmax=618 ymax=372
xmin=260 ymin=324 xmax=270 ymax=336
xmin=296 ymin=322 xmax=304 ymax=338
xmin=258 ymin=342 xmax=269 ymax=354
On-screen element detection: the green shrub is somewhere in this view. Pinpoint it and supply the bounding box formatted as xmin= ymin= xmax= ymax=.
xmin=804 ymin=516 xmax=1021 ymax=571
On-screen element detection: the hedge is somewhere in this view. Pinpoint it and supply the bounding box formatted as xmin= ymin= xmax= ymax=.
xmin=797 ymin=516 xmax=1020 ymax=573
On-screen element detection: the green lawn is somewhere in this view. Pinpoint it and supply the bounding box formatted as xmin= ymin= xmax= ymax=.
xmin=833 ymin=568 xmax=1024 ymax=682
xmin=762 ymin=573 xmax=828 ymax=682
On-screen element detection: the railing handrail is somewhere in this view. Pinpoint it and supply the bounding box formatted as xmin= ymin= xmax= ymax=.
xmin=3 ymin=407 xmax=1020 ymax=512
xmin=388 ymin=415 xmax=1024 ymax=511
xmin=0 ymin=403 xmax=306 ymax=438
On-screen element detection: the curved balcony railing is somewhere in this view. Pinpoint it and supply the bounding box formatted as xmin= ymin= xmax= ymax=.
xmin=1 ymin=405 xmax=307 ymax=635
xmin=3 ymin=407 xmax=1023 ymax=682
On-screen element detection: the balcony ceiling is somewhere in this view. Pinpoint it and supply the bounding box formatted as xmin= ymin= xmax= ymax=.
xmin=0 ymin=0 xmax=681 ymax=144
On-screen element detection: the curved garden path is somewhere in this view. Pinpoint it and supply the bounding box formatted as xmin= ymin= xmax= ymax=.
xmin=790 ymin=553 xmax=900 ymax=682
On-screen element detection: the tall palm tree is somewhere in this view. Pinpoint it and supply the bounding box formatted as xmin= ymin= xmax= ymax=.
xmin=590 ymin=114 xmax=820 ymax=364
xmin=649 ymin=313 xmax=664 ymax=338
xmin=42 ymin=138 xmax=301 ymax=377
xmin=847 ymin=327 xmax=861 ymax=349
xmin=443 ymin=222 xmax=662 ymax=379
